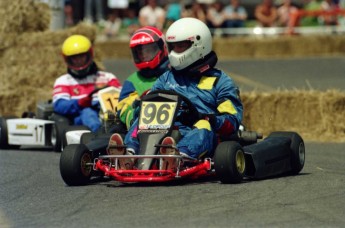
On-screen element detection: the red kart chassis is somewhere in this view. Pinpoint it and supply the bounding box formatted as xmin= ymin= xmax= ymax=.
xmin=94 ymin=154 xmax=212 ymax=182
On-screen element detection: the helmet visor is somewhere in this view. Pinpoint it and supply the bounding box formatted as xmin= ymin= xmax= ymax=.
xmin=66 ymin=52 xmax=92 ymax=70
xmin=131 ymin=42 xmax=161 ymax=64
xmin=167 ymin=40 xmax=193 ymax=54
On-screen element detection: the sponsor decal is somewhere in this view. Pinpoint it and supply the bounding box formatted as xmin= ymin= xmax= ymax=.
xmin=199 ymin=65 xmax=210 ymax=73
xmin=16 ymin=124 xmax=28 ymax=130
xmin=73 ymin=87 xmax=79 ymax=95
xmin=130 ymin=35 xmax=152 ymax=45
xmin=167 ymin=36 xmax=176 ymax=40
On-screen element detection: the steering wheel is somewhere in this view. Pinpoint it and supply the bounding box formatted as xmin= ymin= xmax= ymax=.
xmin=146 ymin=90 xmax=200 ymax=127
xmin=87 ymin=85 xmax=110 ymax=98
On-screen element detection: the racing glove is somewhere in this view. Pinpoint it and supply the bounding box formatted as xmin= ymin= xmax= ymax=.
xmin=198 ymin=113 xmax=216 ymax=129
xmin=78 ymin=96 xmax=92 ymax=108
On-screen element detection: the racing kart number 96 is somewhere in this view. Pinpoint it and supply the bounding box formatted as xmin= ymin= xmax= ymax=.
xmin=139 ymin=101 xmax=177 ymax=130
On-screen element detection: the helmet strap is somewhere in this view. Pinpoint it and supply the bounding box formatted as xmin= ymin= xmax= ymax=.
xmin=172 ymin=51 xmax=218 ymax=77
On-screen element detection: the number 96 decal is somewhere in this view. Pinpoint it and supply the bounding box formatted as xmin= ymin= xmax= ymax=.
xmin=139 ymin=101 xmax=177 ymax=130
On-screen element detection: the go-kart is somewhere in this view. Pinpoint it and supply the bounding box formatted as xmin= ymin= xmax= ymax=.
xmin=60 ymin=90 xmax=305 ymax=186
xmin=0 ymin=102 xmax=72 ymax=152
xmin=0 ymin=86 xmax=121 ymax=152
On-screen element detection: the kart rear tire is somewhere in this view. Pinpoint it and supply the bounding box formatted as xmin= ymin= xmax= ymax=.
xmin=267 ymin=131 xmax=305 ymax=175
xmin=60 ymin=144 xmax=92 ymax=186
xmin=214 ymin=141 xmax=245 ymax=184
xmin=0 ymin=117 xmax=10 ymax=149
xmin=54 ymin=123 xmax=67 ymax=152
xmin=50 ymin=114 xmax=71 ymax=152
xmin=0 ymin=116 xmax=20 ymax=149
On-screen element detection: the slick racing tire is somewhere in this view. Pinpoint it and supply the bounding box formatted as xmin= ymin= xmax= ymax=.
xmin=53 ymin=122 xmax=67 ymax=152
xmin=51 ymin=114 xmax=71 ymax=152
xmin=0 ymin=117 xmax=10 ymax=149
xmin=214 ymin=141 xmax=246 ymax=184
xmin=0 ymin=116 xmax=20 ymax=149
xmin=60 ymin=144 xmax=93 ymax=186
xmin=267 ymin=131 xmax=305 ymax=175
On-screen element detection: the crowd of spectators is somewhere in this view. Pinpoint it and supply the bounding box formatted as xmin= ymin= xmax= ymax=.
xmin=62 ymin=0 xmax=345 ymax=38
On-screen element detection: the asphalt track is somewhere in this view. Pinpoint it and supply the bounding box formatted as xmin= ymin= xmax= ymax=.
xmin=1 ymin=57 xmax=345 ymax=227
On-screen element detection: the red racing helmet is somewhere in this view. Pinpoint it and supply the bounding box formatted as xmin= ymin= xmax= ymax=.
xmin=129 ymin=26 xmax=168 ymax=71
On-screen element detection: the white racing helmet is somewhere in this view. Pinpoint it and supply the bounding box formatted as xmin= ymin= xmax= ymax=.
xmin=165 ymin=17 xmax=212 ymax=71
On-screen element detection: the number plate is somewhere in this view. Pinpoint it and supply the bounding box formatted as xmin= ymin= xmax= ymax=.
xmin=139 ymin=101 xmax=177 ymax=130
xmin=97 ymin=87 xmax=121 ymax=113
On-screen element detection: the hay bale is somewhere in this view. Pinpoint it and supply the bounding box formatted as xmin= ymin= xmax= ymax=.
xmin=241 ymin=90 xmax=345 ymax=142
xmin=0 ymin=0 xmax=102 ymax=117
xmin=0 ymin=0 xmax=50 ymax=50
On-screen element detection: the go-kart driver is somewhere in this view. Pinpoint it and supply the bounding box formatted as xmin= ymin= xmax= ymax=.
xmin=53 ymin=35 xmax=122 ymax=132
xmin=115 ymin=26 xmax=170 ymax=130
xmin=108 ymin=18 xmax=243 ymax=170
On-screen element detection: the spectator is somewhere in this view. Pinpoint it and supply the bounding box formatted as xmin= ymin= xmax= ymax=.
xmin=255 ymin=0 xmax=278 ymax=27
xmin=320 ymin=0 xmax=338 ymax=25
xmin=102 ymin=10 xmax=122 ymax=40
xmin=139 ymin=0 xmax=166 ymax=30
xmin=84 ymin=0 xmax=106 ymax=26
xmin=68 ymin=0 xmax=84 ymax=25
xmin=300 ymin=0 xmax=323 ymax=26
xmin=122 ymin=8 xmax=141 ymax=37
xmin=223 ymin=0 xmax=248 ymax=28
xmin=165 ymin=0 xmax=182 ymax=28
xmin=206 ymin=1 xmax=226 ymax=29
xmin=276 ymin=0 xmax=298 ymax=27
xmin=181 ymin=2 xmax=207 ymax=23
xmin=64 ymin=0 xmax=74 ymax=27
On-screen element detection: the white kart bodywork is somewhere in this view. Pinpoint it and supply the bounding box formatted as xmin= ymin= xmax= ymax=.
xmin=6 ymin=118 xmax=55 ymax=146
xmin=65 ymin=130 xmax=91 ymax=145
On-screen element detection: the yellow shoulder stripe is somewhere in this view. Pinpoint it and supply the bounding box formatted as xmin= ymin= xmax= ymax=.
xmin=193 ymin=119 xmax=211 ymax=131
xmin=197 ymin=76 xmax=217 ymax=90
xmin=217 ymin=100 xmax=237 ymax=115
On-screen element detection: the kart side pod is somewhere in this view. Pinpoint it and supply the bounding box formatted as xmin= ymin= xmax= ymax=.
xmin=243 ymin=135 xmax=294 ymax=179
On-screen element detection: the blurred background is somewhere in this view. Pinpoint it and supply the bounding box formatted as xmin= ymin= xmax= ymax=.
xmin=40 ymin=0 xmax=345 ymax=39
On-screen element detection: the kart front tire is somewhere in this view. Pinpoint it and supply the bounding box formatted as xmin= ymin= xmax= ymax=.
xmin=267 ymin=131 xmax=305 ymax=175
xmin=60 ymin=144 xmax=93 ymax=186
xmin=214 ymin=141 xmax=245 ymax=184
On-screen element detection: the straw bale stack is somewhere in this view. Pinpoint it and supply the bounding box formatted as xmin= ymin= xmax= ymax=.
xmin=241 ymin=90 xmax=345 ymax=142
xmin=0 ymin=0 xmax=101 ymax=117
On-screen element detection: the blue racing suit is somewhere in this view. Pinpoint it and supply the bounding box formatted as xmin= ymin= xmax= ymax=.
xmin=124 ymin=67 xmax=243 ymax=158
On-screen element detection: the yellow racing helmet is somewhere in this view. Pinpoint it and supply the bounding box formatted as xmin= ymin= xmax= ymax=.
xmin=61 ymin=35 xmax=94 ymax=77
